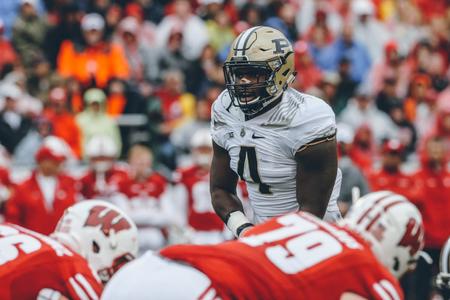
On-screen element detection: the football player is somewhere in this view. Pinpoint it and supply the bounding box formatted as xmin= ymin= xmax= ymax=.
xmin=436 ymin=237 xmax=450 ymax=300
xmin=103 ymin=191 xmax=424 ymax=300
xmin=210 ymin=26 xmax=341 ymax=238
xmin=0 ymin=200 xmax=138 ymax=299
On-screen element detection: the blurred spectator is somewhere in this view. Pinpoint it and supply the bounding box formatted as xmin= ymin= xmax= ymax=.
xmin=303 ymin=9 xmax=335 ymax=45
xmin=0 ymin=19 xmax=17 ymax=75
xmin=414 ymin=136 xmax=450 ymax=250
xmin=156 ymin=0 xmax=209 ymax=61
xmin=410 ymin=136 xmax=450 ymax=300
xmin=264 ymin=1 xmax=297 ymax=42
xmin=388 ymin=102 xmax=418 ymax=155
xmin=239 ymin=3 xmax=263 ymax=28
xmin=333 ymin=57 xmax=358 ymax=115
xmin=311 ymin=23 xmax=371 ymax=84
xmin=351 ymin=0 xmax=390 ymax=64
xmin=296 ymin=0 xmax=343 ymax=38
xmin=116 ymin=144 xmax=174 ymax=251
xmin=43 ymin=87 xmax=82 ymax=158
xmin=11 ymin=0 xmax=48 ymax=68
xmin=369 ymin=41 xmax=411 ymax=98
xmin=151 ymin=70 xmax=195 ymax=169
xmin=317 ymin=72 xmax=340 ymax=108
xmin=44 ymin=2 xmax=83 ymax=68
xmin=292 ymin=40 xmax=322 ymax=92
xmin=115 ymin=16 xmax=159 ymax=84
xmin=76 ymin=88 xmax=122 ymax=157
xmin=367 ymin=139 xmax=419 ymax=201
xmin=78 ymin=135 xmax=127 ymax=199
xmin=123 ymin=3 xmax=158 ymax=45
xmin=339 ymin=88 xmax=397 ymax=143
xmin=26 ymin=55 xmax=54 ymax=100
xmin=375 ymin=77 xmax=402 ymax=114
xmin=57 ymin=13 xmax=129 ymax=89
xmin=0 ymin=145 xmax=13 ymax=214
xmin=187 ymin=44 xmax=224 ymax=95
xmin=336 ymin=123 xmax=370 ymax=216
xmin=0 ymin=84 xmax=32 ymax=154
xmin=3 ymin=70 xmax=43 ymax=116
xmin=349 ymin=124 xmax=376 ymax=175
xmin=5 ymin=137 xmax=77 ymax=235
xmin=205 ymin=10 xmax=235 ymax=53
xmin=156 ymin=26 xmax=191 ymax=80
xmin=13 ymin=116 xmax=52 ymax=165
xmin=175 ymin=128 xmax=229 ymax=244
xmin=170 ymin=86 xmax=218 ymax=153
xmin=404 ymin=73 xmax=432 ymax=123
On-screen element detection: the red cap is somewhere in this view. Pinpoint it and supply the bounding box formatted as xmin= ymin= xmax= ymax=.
xmin=382 ymin=139 xmax=404 ymax=154
xmin=35 ymin=146 xmax=66 ymax=163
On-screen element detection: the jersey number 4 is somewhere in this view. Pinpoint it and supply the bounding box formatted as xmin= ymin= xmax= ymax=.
xmin=237 ymin=146 xmax=271 ymax=194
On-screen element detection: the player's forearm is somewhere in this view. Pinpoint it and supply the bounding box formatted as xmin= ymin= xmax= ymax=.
xmin=211 ymin=188 xmax=244 ymax=222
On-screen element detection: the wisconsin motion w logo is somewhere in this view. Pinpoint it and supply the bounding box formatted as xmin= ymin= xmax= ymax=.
xmin=84 ymin=206 xmax=131 ymax=236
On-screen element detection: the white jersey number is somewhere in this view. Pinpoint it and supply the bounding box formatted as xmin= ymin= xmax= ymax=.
xmin=0 ymin=225 xmax=41 ymax=265
xmin=237 ymin=146 xmax=271 ymax=194
xmin=242 ymin=214 xmax=343 ymax=274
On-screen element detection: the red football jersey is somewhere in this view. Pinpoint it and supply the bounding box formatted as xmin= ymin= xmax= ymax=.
xmin=118 ymin=172 xmax=167 ymax=200
xmin=177 ymin=166 xmax=224 ymax=231
xmin=161 ymin=212 xmax=403 ymax=300
xmin=0 ymin=223 xmax=102 ymax=300
xmin=78 ymin=167 xmax=128 ymax=199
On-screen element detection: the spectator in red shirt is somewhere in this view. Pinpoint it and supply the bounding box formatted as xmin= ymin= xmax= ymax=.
xmin=292 ymin=40 xmax=322 ymax=92
xmin=349 ymin=124 xmax=376 ymax=175
xmin=117 ymin=144 xmax=174 ymax=252
xmin=43 ymin=87 xmax=82 ymax=158
xmin=367 ymin=139 xmax=419 ymax=202
xmin=0 ymin=19 xmax=17 ymax=75
xmin=409 ymin=135 xmax=450 ymax=300
xmin=5 ymin=136 xmax=77 ymax=235
xmin=78 ymin=135 xmax=128 ymax=200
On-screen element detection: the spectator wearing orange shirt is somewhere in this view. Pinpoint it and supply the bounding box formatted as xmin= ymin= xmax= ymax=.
xmin=43 ymin=87 xmax=81 ymax=158
xmin=57 ymin=13 xmax=129 ymax=89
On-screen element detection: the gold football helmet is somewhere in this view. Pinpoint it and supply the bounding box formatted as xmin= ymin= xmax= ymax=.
xmin=224 ymin=26 xmax=296 ymax=116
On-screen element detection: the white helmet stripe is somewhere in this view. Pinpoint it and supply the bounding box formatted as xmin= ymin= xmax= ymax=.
xmin=69 ymin=277 xmax=89 ymax=300
xmin=380 ymin=279 xmax=401 ymax=300
xmin=373 ymin=282 xmax=393 ymax=300
xmin=365 ymin=199 xmax=406 ymax=231
xmin=235 ymin=26 xmax=262 ymax=56
xmin=75 ymin=273 xmax=99 ymax=300
xmin=355 ymin=192 xmax=394 ymax=224
xmin=441 ymin=239 xmax=450 ymax=274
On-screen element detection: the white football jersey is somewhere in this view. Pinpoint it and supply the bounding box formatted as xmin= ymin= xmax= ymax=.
xmin=211 ymin=88 xmax=341 ymax=223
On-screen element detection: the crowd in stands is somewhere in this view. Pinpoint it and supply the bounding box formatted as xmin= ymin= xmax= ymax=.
xmin=0 ymin=0 xmax=448 ymax=299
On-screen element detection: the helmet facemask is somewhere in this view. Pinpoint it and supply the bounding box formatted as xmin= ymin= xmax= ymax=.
xmin=224 ymin=56 xmax=286 ymax=116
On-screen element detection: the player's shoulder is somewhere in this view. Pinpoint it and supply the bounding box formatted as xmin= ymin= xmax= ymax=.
xmin=211 ymin=89 xmax=241 ymax=123
xmin=287 ymin=89 xmax=335 ymax=127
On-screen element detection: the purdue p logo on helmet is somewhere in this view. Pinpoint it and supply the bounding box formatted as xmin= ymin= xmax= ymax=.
xmin=224 ymin=26 xmax=296 ymax=116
